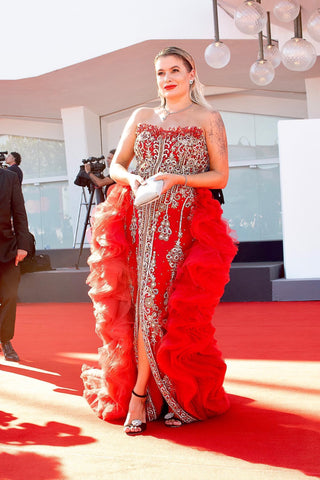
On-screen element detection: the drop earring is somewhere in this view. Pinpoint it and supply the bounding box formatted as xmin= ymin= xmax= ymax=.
xmin=189 ymin=80 xmax=194 ymax=84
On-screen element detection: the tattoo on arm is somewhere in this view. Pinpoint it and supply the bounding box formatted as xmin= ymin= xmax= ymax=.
xmin=207 ymin=112 xmax=227 ymax=157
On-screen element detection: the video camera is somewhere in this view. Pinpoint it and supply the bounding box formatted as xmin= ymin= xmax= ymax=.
xmin=82 ymin=156 xmax=106 ymax=175
xmin=0 ymin=151 xmax=8 ymax=168
xmin=74 ymin=155 xmax=105 ymax=190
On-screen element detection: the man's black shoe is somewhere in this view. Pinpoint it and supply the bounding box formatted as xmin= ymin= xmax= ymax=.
xmin=1 ymin=341 xmax=20 ymax=362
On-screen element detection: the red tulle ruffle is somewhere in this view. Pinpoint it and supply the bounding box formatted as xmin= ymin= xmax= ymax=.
xmin=157 ymin=188 xmax=237 ymax=419
xmin=81 ymin=186 xmax=136 ymax=420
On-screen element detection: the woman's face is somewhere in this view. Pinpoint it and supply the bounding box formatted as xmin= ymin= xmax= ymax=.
xmin=155 ymin=55 xmax=194 ymax=102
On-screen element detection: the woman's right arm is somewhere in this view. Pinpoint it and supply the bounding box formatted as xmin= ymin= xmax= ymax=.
xmin=110 ymin=109 xmax=146 ymax=194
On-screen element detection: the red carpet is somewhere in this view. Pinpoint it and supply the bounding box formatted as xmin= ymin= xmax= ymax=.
xmin=1 ymin=301 xmax=319 ymax=480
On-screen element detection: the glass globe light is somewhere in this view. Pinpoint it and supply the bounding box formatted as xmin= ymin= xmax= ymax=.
xmin=205 ymin=41 xmax=231 ymax=69
xmin=235 ymin=1 xmax=267 ymax=35
xmin=307 ymin=8 xmax=320 ymax=42
xmin=264 ymin=43 xmax=282 ymax=68
xmin=273 ymin=0 xmax=300 ymax=23
xmin=250 ymin=59 xmax=275 ymax=86
xmin=281 ymin=37 xmax=317 ymax=71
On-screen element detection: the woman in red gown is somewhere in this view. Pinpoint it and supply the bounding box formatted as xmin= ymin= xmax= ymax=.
xmin=81 ymin=46 xmax=237 ymax=435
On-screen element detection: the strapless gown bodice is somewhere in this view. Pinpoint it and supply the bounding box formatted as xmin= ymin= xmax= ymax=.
xmin=134 ymin=123 xmax=210 ymax=178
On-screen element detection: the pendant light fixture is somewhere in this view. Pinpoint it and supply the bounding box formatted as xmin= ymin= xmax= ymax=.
xmin=273 ymin=0 xmax=300 ymax=23
xmin=264 ymin=11 xmax=282 ymax=68
xmin=205 ymin=0 xmax=231 ymax=68
xmin=250 ymin=29 xmax=275 ymax=85
xmin=235 ymin=0 xmax=267 ymax=35
xmin=205 ymin=0 xmax=319 ymax=87
xmin=281 ymin=8 xmax=317 ymax=71
xmin=307 ymin=8 xmax=320 ymax=42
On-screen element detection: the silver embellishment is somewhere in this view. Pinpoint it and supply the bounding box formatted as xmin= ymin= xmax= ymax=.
xmin=131 ymin=419 xmax=143 ymax=427
xmin=158 ymin=213 xmax=172 ymax=241
xmin=166 ymin=241 xmax=184 ymax=269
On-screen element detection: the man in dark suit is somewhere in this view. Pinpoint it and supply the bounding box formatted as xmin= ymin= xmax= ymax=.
xmin=0 ymin=167 xmax=30 ymax=361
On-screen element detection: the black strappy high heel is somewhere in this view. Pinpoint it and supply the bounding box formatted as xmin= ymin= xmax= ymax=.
xmin=124 ymin=390 xmax=147 ymax=436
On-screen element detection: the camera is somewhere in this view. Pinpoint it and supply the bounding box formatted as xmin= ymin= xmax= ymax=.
xmin=0 ymin=151 xmax=8 ymax=168
xmin=82 ymin=156 xmax=106 ymax=176
xmin=74 ymin=155 xmax=106 ymax=190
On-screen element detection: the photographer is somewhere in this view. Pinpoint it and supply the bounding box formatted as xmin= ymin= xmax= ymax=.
xmin=6 ymin=152 xmax=23 ymax=185
xmin=84 ymin=149 xmax=115 ymax=197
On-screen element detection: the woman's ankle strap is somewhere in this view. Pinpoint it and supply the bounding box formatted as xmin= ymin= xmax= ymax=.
xmin=132 ymin=389 xmax=147 ymax=398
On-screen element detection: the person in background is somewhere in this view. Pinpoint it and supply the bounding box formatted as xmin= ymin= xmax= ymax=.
xmin=6 ymin=152 xmax=23 ymax=185
xmin=84 ymin=149 xmax=116 ymax=198
xmin=0 ymin=168 xmax=30 ymax=362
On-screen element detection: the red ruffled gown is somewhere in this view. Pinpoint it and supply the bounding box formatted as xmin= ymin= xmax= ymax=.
xmin=81 ymin=123 xmax=237 ymax=423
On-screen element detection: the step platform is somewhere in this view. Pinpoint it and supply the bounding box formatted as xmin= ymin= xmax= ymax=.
xmin=18 ymin=252 xmax=285 ymax=303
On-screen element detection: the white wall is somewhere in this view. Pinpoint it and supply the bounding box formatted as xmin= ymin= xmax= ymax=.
xmin=100 ymin=116 xmax=128 ymax=155
xmin=278 ymin=118 xmax=320 ymax=279
xmin=210 ymin=93 xmax=307 ymax=119
xmin=61 ymin=106 xmax=101 ymax=236
xmin=0 ymin=118 xmax=64 ymax=140
xmin=305 ymin=77 xmax=320 ymax=119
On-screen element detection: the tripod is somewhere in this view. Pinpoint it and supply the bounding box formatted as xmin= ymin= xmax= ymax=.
xmin=75 ymin=185 xmax=104 ymax=269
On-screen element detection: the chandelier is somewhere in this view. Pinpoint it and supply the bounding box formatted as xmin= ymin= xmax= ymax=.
xmin=205 ymin=0 xmax=320 ymax=86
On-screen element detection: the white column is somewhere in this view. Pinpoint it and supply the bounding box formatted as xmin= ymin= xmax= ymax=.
xmin=278 ymin=118 xmax=320 ymax=279
xmin=305 ymin=77 xmax=320 ymax=119
xmin=61 ymin=106 xmax=101 ymax=238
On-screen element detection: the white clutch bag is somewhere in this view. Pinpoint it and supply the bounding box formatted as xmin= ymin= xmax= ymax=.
xmin=134 ymin=175 xmax=164 ymax=207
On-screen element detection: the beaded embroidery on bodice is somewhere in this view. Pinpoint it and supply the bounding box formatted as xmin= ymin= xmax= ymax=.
xmin=134 ymin=123 xmax=210 ymax=178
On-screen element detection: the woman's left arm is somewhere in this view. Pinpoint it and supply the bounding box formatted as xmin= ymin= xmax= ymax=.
xmin=203 ymin=110 xmax=229 ymax=188
xmin=157 ymin=110 xmax=229 ymax=193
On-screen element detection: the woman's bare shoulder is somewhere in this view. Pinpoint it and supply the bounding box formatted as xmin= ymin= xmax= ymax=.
xmin=195 ymin=104 xmax=221 ymax=121
xmin=187 ymin=103 xmax=219 ymax=123
xmin=198 ymin=107 xmax=225 ymax=135
xmin=121 ymin=107 xmax=155 ymax=135
xmin=131 ymin=107 xmax=155 ymax=124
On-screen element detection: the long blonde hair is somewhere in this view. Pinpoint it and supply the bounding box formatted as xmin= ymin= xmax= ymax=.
xmin=154 ymin=46 xmax=210 ymax=108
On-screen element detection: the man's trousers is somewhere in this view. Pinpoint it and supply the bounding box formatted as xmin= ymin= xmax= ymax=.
xmin=0 ymin=259 xmax=20 ymax=343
